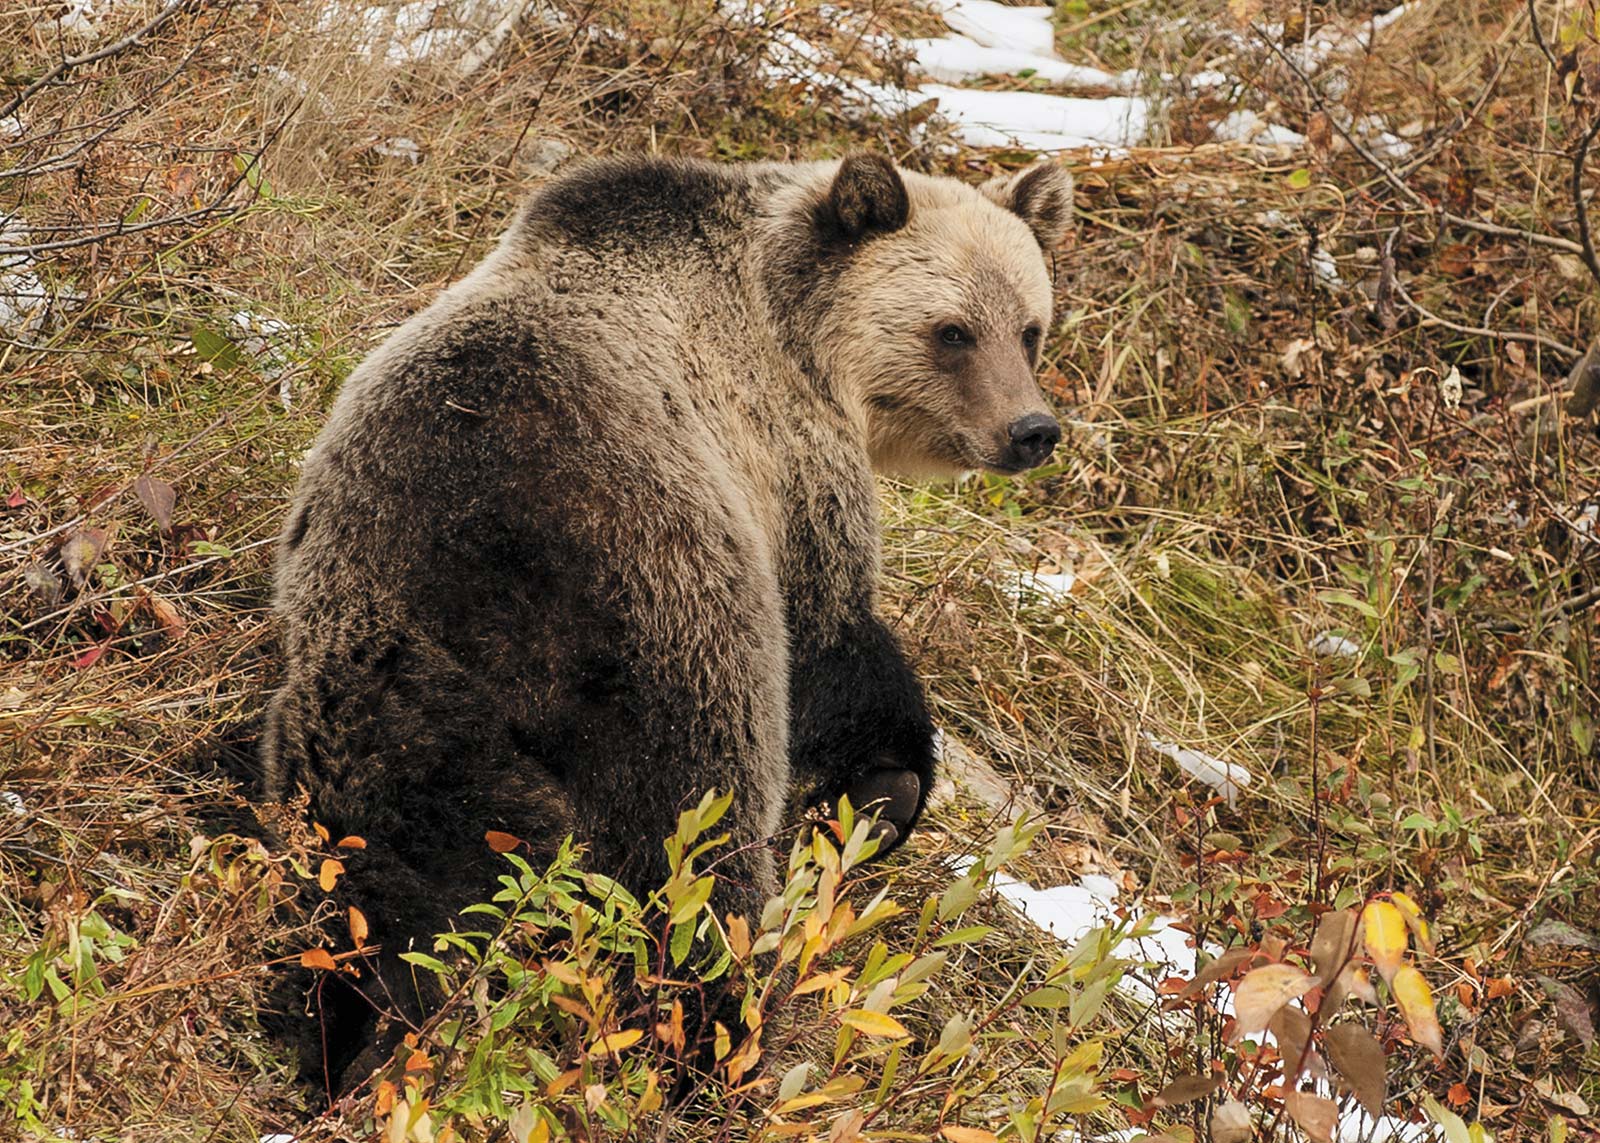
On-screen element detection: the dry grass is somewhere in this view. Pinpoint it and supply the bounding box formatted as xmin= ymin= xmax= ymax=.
xmin=3 ymin=0 xmax=1598 ymax=1139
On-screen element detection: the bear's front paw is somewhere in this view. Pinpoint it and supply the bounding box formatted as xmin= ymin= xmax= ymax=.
xmin=840 ymin=767 xmax=922 ymax=856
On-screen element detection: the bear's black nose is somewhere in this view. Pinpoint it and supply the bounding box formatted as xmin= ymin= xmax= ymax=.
xmin=1005 ymin=413 xmax=1061 ymax=469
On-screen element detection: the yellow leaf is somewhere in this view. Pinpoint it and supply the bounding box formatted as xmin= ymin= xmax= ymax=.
xmin=839 ymin=1009 xmax=910 ymax=1038
xmin=348 ymin=906 xmax=369 ymax=949
xmin=1230 ymin=964 xmax=1316 ymax=1040
xmin=1362 ymin=900 xmax=1409 ymax=984
xmin=1390 ymin=892 xmax=1435 ymax=954
xmin=793 ymin=968 xmax=852 ymax=997
xmin=318 ymin=858 xmax=345 ymax=893
xmin=300 ymin=948 xmax=337 ymax=971
xmin=588 ymin=1028 xmax=643 ymax=1058
xmin=943 ymin=1128 xmax=1000 ymax=1143
xmin=1393 ymin=965 xmax=1444 ymax=1059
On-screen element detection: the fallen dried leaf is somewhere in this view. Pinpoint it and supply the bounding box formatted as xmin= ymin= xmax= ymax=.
xmin=485 ymin=830 xmax=522 ymax=853
xmin=134 ymin=474 xmax=176 ymax=532
xmin=300 ymin=948 xmax=337 ymax=971
xmin=1285 ymin=1090 xmax=1337 ymax=1143
xmin=319 ymin=858 xmax=345 ymax=892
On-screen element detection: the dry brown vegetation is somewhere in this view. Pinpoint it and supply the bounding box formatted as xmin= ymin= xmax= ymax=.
xmin=2 ymin=0 xmax=1598 ymax=1140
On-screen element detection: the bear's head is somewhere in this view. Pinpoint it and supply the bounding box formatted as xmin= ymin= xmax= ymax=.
xmin=806 ymin=153 xmax=1072 ymax=478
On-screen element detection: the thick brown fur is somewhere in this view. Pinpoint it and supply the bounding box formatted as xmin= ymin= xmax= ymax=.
xmin=261 ymin=152 xmax=1072 ymax=1086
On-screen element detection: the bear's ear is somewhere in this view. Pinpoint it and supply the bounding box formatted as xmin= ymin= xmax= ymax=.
xmin=822 ymin=152 xmax=910 ymax=244
xmin=981 ymin=163 xmax=1074 ymax=251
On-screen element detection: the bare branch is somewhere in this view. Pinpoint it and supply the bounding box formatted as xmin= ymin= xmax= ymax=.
xmin=1257 ymin=28 xmax=1589 ymax=259
xmin=1391 ymin=273 xmax=1580 ymax=360
xmin=1528 ymin=0 xmax=1561 ymax=72
xmin=1571 ymin=115 xmax=1600 ymax=293
xmin=0 ymin=0 xmax=197 ymax=122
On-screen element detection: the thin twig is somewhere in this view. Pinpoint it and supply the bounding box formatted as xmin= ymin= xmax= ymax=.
xmin=1528 ymin=0 xmax=1560 ymax=72
xmin=1391 ymin=269 xmax=1581 ymax=359
xmin=0 ymin=0 xmax=197 ymax=121
xmin=1569 ymin=114 xmax=1600 ymax=291
xmin=1257 ymin=29 xmax=1590 ymax=259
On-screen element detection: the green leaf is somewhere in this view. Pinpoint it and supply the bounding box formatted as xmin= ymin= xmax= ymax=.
xmin=1287 ymin=167 xmax=1313 ymax=189
xmin=932 ymin=924 xmax=995 ymax=948
xmin=190 ymin=325 xmax=244 ymax=369
xmin=937 ymin=876 xmax=979 ymax=921
xmin=399 ymin=952 xmax=449 ymax=973
xmin=1318 ymin=589 xmax=1379 ymax=619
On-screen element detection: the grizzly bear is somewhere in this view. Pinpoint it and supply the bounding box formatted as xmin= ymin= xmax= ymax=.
xmin=262 ymin=152 xmax=1071 ymax=1084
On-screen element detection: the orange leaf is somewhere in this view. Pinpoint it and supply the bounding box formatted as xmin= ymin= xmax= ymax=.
xmin=943 ymin=1129 xmax=1000 ymax=1143
xmin=374 ymin=1079 xmax=396 ymax=1115
xmin=1393 ymin=965 xmax=1444 ymax=1059
xmin=336 ymin=835 xmax=367 ymax=849
xmin=1362 ymin=900 xmax=1409 ymax=984
xmin=300 ymin=948 xmax=337 ymax=971
xmin=485 ymin=830 xmax=522 ymax=853
xmin=312 ymin=821 xmax=330 ymax=843
xmin=1487 ymin=975 xmax=1515 ymax=1001
xmin=1230 ymin=964 xmax=1316 ymax=1040
xmin=348 ymin=906 xmax=369 ymax=949
xmin=404 ymin=1049 xmax=431 ymax=1072
xmin=318 ymin=858 xmax=345 ymax=892
xmin=1447 ymin=1082 xmax=1472 ymax=1108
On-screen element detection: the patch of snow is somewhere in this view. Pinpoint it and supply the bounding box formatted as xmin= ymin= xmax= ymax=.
xmin=1311 ymin=246 xmax=1343 ymax=289
xmin=909 ymin=34 xmax=1128 ymax=90
xmin=1336 ymin=1113 xmax=1436 ymax=1143
xmin=995 ymin=568 xmax=1078 ymax=601
xmin=1 ymin=113 xmax=24 ymax=140
xmin=975 ymin=862 xmax=1211 ymax=1005
xmin=1 ymin=790 xmax=24 ymax=817
xmin=228 ymin=310 xmax=297 ymax=409
xmin=372 ymin=135 xmax=422 ymax=162
xmin=1142 ymin=732 xmax=1252 ymax=808
xmin=317 ymin=0 xmax=542 ymax=76
xmin=921 ymin=85 xmax=1147 ymax=151
xmin=932 ymin=0 xmax=1055 ymax=58
xmin=1310 ymin=632 xmax=1360 ymax=659
xmin=0 ymin=212 xmax=51 ymax=337
xmin=1212 ymin=109 xmax=1305 ymax=148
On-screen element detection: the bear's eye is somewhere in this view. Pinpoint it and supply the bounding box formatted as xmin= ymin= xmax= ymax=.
xmin=937 ymin=324 xmax=972 ymax=347
xmin=1022 ymin=326 xmax=1042 ymax=352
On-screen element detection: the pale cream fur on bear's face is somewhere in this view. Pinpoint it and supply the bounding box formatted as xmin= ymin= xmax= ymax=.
xmin=823 ymin=175 xmax=1059 ymax=477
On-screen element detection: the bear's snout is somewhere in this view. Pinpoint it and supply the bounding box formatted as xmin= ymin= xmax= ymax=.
xmin=1004 ymin=412 xmax=1061 ymax=470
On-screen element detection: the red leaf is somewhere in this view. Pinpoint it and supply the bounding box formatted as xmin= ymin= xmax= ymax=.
xmin=485 ymin=830 xmax=522 ymax=853
xmin=72 ymin=645 xmax=106 ymax=669
xmin=5 ymin=487 xmax=24 ymax=508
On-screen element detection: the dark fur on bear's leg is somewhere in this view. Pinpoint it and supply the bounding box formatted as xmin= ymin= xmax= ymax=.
xmin=789 ymin=612 xmax=936 ymax=855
